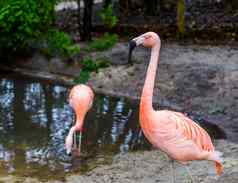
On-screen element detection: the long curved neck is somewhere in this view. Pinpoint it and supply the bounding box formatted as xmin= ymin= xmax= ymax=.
xmin=140 ymin=44 xmax=160 ymax=113
xmin=75 ymin=109 xmax=86 ymax=131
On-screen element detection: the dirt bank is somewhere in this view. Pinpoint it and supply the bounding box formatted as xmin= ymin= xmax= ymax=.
xmin=65 ymin=140 xmax=238 ymax=183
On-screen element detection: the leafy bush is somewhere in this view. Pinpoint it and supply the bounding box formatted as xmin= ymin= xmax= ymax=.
xmin=87 ymin=33 xmax=118 ymax=51
xmin=0 ymin=0 xmax=56 ymax=52
xmin=0 ymin=0 xmax=7 ymax=7
xmin=74 ymin=57 xmax=111 ymax=84
xmin=42 ymin=29 xmax=80 ymax=57
xmin=84 ymin=4 xmax=118 ymax=53
xmin=99 ymin=4 xmax=118 ymax=29
xmin=81 ymin=57 xmax=98 ymax=72
xmin=74 ymin=70 xmax=90 ymax=84
xmin=95 ymin=57 xmax=111 ymax=68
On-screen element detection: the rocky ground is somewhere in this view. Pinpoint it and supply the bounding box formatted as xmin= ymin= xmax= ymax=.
xmin=1 ymin=42 xmax=238 ymax=182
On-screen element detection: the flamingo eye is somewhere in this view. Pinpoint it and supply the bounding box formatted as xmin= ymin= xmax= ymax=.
xmin=144 ymin=35 xmax=151 ymax=39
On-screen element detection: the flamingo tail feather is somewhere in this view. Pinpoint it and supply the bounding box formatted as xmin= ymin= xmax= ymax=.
xmin=215 ymin=161 xmax=223 ymax=175
xmin=211 ymin=151 xmax=223 ymax=175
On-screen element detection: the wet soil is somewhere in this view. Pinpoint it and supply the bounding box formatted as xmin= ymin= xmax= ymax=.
xmin=1 ymin=42 xmax=238 ymax=182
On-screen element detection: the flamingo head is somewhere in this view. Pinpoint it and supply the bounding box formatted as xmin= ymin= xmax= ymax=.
xmin=65 ymin=124 xmax=84 ymax=156
xmin=128 ymin=32 xmax=160 ymax=63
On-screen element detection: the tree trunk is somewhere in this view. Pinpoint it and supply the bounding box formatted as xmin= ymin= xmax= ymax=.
xmin=81 ymin=0 xmax=93 ymax=41
xmin=119 ymin=0 xmax=129 ymax=21
xmin=145 ymin=0 xmax=158 ymax=16
xmin=225 ymin=0 xmax=238 ymax=11
xmin=42 ymin=85 xmax=53 ymax=134
xmin=77 ymin=0 xmax=81 ymax=31
xmin=177 ymin=0 xmax=185 ymax=36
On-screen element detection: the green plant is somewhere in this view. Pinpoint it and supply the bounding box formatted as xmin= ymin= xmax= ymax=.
xmin=74 ymin=57 xmax=111 ymax=84
xmin=95 ymin=57 xmax=111 ymax=68
xmin=74 ymin=70 xmax=90 ymax=84
xmin=82 ymin=57 xmax=98 ymax=72
xmin=82 ymin=57 xmax=111 ymax=71
xmin=87 ymin=33 xmax=118 ymax=51
xmin=99 ymin=4 xmax=118 ymax=29
xmin=0 ymin=0 xmax=56 ymax=53
xmin=0 ymin=0 xmax=7 ymax=7
xmin=42 ymin=29 xmax=80 ymax=57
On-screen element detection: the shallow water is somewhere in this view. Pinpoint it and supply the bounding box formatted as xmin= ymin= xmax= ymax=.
xmin=0 ymin=75 xmax=225 ymax=181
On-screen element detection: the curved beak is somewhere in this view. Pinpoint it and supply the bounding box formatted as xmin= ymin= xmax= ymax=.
xmin=66 ymin=148 xmax=72 ymax=156
xmin=128 ymin=36 xmax=144 ymax=64
xmin=128 ymin=40 xmax=136 ymax=65
xmin=65 ymin=129 xmax=82 ymax=156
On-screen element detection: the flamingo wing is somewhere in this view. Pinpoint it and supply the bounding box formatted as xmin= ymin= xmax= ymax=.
xmin=169 ymin=111 xmax=214 ymax=152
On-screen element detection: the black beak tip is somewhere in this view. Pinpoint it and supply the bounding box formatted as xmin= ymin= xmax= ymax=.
xmin=128 ymin=40 xmax=136 ymax=65
xmin=67 ymin=152 xmax=72 ymax=156
xmin=129 ymin=40 xmax=136 ymax=50
xmin=66 ymin=149 xmax=72 ymax=156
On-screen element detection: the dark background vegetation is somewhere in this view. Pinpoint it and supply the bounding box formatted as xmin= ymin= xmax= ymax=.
xmin=1 ymin=0 xmax=238 ymax=61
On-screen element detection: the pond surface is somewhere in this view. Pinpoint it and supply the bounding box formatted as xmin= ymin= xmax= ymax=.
xmin=0 ymin=75 xmax=225 ymax=181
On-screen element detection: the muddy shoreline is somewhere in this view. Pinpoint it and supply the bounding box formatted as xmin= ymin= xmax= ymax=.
xmin=1 ymin=140 xmax=238 ymax=183
xmin=1 ymin=42 xmax=238 ymax=182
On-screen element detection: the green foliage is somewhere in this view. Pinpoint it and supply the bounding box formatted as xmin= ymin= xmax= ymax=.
xmin=0 ymin=0 xmax=7 ymax=7
xmin=82 ymin=57 xmax=111 ymax=71
xmin=85 ymin=4 xmax=118 ymax=53
xmin=82 ymin=57 xmax=98 ymax=72
xmin=87 ymin=33 xmax=118 ymax=51
xmin=0 ymin=0 xmax=56 ymax=52
xmin=74 ymin=57 xmax=111 ymax=84
xmin=42 ymin=29 xmax=80 ymax=57
xmin=74 ymin=70 xmax=90 ymax=84
xmin=95 ymin=57 xmax=111 ymax=68
xmin=99 ymin=4 xmax=118 ymax=29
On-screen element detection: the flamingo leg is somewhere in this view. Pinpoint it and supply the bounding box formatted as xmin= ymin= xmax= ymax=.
xmin=170 ymin=159 xmax=175 ymax=183
xmin=185 ymin=165 xmax=195 ymax=183
xmin=73 ymin=132 xmax=77 ymax=149
xmin=78 ymin=131 xmax=82 ymax=153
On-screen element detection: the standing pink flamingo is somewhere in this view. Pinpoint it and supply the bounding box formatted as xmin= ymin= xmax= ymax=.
xmin=128 ymin=32 xmax=223 ymax=182
xmin=65 ymin=84 xmax=94 ymax=156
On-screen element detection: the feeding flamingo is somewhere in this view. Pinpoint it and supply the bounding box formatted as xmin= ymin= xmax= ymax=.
xmin=65 ymin=84 xmax=94 ymax=156
xmin=128 ymin=32 xmax=223 ymax=182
